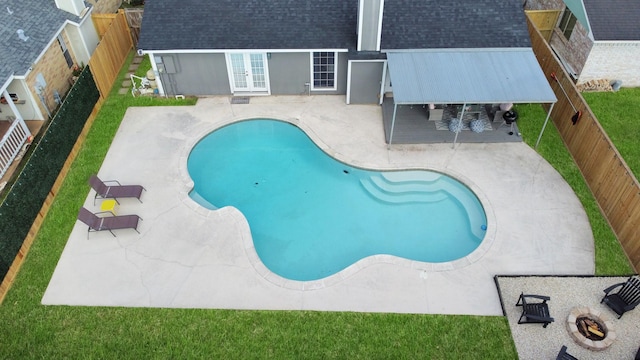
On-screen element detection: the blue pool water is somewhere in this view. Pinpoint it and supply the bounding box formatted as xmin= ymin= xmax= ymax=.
xmin=188 ymin=119 xmax=487 ymax=281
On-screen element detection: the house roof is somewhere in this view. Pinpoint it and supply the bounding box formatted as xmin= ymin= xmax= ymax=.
xmin=0 ymin=1 xmax=79 ymax=89
xmin=387 ymin=49 xmax=557 ymax=105
xmin=138 ymin=0 xmax=532 ymax=52
xmin=381 ymin=0 xmax=532 ymax=49
xmin=583 ymin=0 xmax=640 ymax=41
xmin=137 ymin=0 xmax=358 ymax=51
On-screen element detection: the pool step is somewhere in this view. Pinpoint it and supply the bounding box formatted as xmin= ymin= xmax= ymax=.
xmin=360 ymin=172 xmax=487 ymax=238
xmin=360 ymin=173 xmax=448 ymax=204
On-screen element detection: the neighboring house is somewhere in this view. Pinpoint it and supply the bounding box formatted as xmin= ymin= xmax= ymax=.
xmin=526 ymin=0 xmax=640 ymax=87
xmin=0 ymin=0 xmax=107 ymax=178
xmin=137 ymin=0 xmax=555 ymax=143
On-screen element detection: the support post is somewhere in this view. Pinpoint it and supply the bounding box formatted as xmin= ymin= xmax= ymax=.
xmin=452 ymin=103 xmax=467 ymax=148
xmin=535 ymin=103 xmax=555 ymax=149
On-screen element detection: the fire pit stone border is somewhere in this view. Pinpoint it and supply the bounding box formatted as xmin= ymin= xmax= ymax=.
xmin=566 ymin=306 xmax=616 ymax=351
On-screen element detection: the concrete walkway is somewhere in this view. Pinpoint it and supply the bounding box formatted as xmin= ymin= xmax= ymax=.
xmin=42 ymin=95 xmax=594 ymax=315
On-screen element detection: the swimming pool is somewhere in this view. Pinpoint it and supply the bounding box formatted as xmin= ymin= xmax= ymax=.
xmin=188 ymin=119 xmax=487 ymax=281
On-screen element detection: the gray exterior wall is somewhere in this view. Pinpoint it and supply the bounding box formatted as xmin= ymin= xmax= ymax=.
xmin=156 ymin=53 xmax=230 ymax=96
xmin=349 ymin=61 xmax=384 ymax=104
xmin=261 ymin=52 xmax=349 ymax=95
xmin=358 ymin=0 xmax=383 ymax=51
xmin=154 ymin=52 xmax=348 ymax=96
xmin=268 ymin=52 xmax=311 ymax=95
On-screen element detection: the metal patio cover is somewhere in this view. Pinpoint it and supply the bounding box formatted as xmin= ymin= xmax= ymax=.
xmin=386 ymin=49 xmax=557 ymax=105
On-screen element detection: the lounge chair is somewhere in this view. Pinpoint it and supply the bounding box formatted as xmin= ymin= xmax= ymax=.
xmin=77 ymin=207 xmax=142 ymax=239
xmin=600 ymin=276 xmax=640 ymax=319
xmin=556 ymin=345 xmax=578 ymax=360
xmin=516 ymin=293 xmax=554 ymax=328
xmin=89 ymin=174 xmax=145 ymax=205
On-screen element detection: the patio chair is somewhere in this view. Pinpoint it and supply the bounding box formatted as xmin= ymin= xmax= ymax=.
xmin=89 ymin=174 xmax=145 ymax=205
xmin=600 ymin=276 xmax=640 ymax=319
xmin=77 ymin=207 xmax=142 ymax=239
xmin=516 ymin=293 xmax=554 ymax=328
xmin=556 ymin=345 xmax=578 ymax=360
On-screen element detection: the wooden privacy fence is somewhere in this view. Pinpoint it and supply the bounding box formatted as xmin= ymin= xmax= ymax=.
xmin=89 ymin=10 xmax=133 ymax=99
xmin=526 ymin=10 xmax=561 ymax=42
xmin=124 ymin=9 xmax=143 ymax=47
xmin=527 ymin=15 xmax=640 ymax=271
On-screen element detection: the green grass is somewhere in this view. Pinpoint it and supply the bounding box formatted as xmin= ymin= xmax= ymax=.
xmin=515 ymin=103 xmax=633 ymax=275
xmin=582 ymin=88 xmax=640 ymax=180
xmin=0 ymin=52 xmax=633 ymax=358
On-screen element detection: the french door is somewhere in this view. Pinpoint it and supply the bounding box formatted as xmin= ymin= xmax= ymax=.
xmin=228 ymin=53 xmax=269 ymax=93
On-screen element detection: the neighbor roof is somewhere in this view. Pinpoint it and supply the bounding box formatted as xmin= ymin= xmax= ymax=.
xmin=0 ymin=0 xmax=78 ymax=89
xmin=387 ymin=49 xmax=557 ymax=104
xmin=583 ymin=0 xmax=640 ymax=41
xmin=137 ymin=0 xmax=358 ymax=51
xmin=138 ymin=0 xmax=532 ymax=52
xmin=381 ymin=0 xmax=532 ymax=49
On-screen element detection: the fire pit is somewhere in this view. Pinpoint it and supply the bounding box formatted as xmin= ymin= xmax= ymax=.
xmin=566 ymin=307 xmax=616 ymax=351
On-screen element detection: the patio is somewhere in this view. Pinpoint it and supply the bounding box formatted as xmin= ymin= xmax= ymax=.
xmin=497 ymin=276 xmax=640 ymax=360
xmin=381 ymin=98 xmax=524 ymax=144
xmin=42 ymin=95 xmax=593 ymax=317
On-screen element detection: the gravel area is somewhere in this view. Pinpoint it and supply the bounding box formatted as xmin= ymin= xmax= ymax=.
xmin=496 ymin=276 xmax=640 ymax=360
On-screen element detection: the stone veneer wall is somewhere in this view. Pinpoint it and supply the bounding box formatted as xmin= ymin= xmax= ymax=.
xmin=24 ymin=30 xmax=78 ymax=120
xmin=548 ymin=21 xmax=593 ymax=77
xmin=580 ymin=42 xmax=640 ymax=87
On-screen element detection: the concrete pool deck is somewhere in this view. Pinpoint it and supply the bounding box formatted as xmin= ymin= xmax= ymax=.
xmin=42 ymin=95 xmax=594 ymax=315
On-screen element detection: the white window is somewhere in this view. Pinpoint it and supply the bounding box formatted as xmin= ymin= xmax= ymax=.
xmin=311 ymin=52 xmax=337 ymax=90
xmin=558 ymin=7 xmax=577 ymax=40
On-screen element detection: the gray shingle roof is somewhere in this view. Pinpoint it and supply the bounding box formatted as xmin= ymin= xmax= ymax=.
xmin=138 ymin=0 xmax=358 ymax=51
xmin=138 ymin=0 xmax=532 ymax=52
xmin=381 ymin=0 xmax=531 ymax=49
xmin=0 ymin=0 xmax=78 ymax=89
xmin=584 ymin=0 xmax=640 ymax=41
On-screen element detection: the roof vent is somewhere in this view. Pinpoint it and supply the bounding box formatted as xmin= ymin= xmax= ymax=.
xmin=17 ymin=29 xmax=29 ymax=42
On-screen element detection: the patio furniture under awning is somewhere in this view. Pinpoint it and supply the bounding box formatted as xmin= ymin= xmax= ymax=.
xmin=385 ymin=49 xmax=557 ymax=146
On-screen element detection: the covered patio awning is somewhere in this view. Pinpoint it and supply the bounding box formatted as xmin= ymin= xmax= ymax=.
xmin=386 ymin=48 xmax=557 ymax=105
xmin=385 ymin=49 xmax=557 ymax=146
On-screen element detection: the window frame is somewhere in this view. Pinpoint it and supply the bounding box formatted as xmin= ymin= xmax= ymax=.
xmin=310 ymin=52 xmax=337 ymax=91
xmin=57 ymin=34 xmax=74 ymax=68
xmin=558 ymin=7 xmax=577 ymax=40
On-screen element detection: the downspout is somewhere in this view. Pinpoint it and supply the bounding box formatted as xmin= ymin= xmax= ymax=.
xmin=535 ymin=103 xmax=555 ymax=149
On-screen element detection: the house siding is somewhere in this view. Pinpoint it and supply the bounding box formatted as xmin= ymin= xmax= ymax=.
xmin=153 ymin=52 xmax=348 ymax=97
xmin=581 ymin=42 xmax=640 ymax=87
xmin=269 ymin=52 xmax=347 ymax=96
xmin=348 ymin=61 xmax=384 ymax=104
xmin=23 ymin=31 xmax=78 ymax=119
xmin=268 ymin=53 xmax=311 ymax=95
xmin=154 ymin=53 xmax=230 ymax=96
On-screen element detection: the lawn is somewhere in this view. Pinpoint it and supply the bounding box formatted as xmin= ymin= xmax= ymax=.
xmin=582 ymin=88 xmax=640 ymax=180
xmin=0 ymin=53 xmax=633 ymax=359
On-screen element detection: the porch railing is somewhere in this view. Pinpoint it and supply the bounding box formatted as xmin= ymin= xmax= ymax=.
xmin=0 ymin=118 xmax=31 ymax=179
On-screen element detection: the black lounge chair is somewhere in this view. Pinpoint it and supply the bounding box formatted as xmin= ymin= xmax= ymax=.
xmin=600 ymin=276 xmax=640 ymax=319
xmin=516 ymin=293 xmax=554 ymax=328
xmin=556 ymin=345 xmax=578 ymax=360
xmin=89 ymin=174 xmax=145 ymax=205
xmin=78 ymin=207 xmax=142 ymax=239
